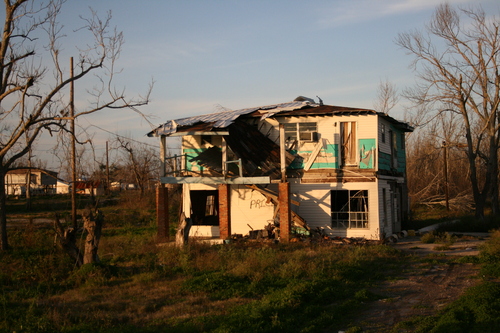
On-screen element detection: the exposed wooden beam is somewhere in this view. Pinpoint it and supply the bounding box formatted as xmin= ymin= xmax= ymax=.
xmin=160 ymin=176 xmax=271 ymax=184
xmin=168 ymin=131 xmax=229 ymax=137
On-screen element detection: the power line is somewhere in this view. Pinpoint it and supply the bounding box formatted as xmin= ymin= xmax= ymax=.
xmin=87 ymin=123 xmax=160 ymax=149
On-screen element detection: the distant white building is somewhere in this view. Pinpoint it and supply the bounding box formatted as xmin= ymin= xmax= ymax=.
xmin=56 ymin=180 xmax=70 ymax=194
xmin=5 ymin=168 xmax=58 ymax=196
xmin=75 ymin=181 xmax=104 ymax=196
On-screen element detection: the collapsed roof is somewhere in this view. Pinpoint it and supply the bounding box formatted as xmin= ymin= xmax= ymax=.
xmin=147 ymin=97 xmax=413 ymax=137
xmin=147 ymin=99 xmax=317 ymax=137
xmin=147 ymin=97 xmax=413 ymax=179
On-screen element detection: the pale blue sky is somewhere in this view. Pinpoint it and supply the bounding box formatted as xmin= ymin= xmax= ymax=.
xmin=22 ymin=0 xmax=500 ymax=169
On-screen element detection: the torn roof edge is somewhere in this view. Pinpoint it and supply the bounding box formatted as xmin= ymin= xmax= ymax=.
xmin=146 ymin=98 xmax=414 ymax=137
xmin=147 ymin=100 xmax=317 ymax=137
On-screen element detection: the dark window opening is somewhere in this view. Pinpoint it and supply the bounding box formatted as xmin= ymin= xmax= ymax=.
xmin=331 ymin=190 xmax=369 ymax=229
xmin=190 ymin=190 xmax=219 ymax=226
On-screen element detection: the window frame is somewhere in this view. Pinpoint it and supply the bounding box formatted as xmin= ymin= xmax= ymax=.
xmin=340 ymin=121 xmax=357 ymax=166
xmin=284 ymin=122 xmax=318 ymax=143
xmin=331 ymin=189 xmax=369 ymax=229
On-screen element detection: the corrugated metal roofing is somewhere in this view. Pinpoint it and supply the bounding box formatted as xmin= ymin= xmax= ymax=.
xmin=147 ymin=100 xmax=317 ymax=137
xmin=147 ymin=98 xmax=414 ymax=136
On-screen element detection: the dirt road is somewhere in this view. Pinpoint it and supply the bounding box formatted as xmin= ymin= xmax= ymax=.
xmin=339 ymin=234 xmax=487 ymax=332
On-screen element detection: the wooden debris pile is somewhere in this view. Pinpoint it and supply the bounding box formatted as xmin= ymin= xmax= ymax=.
xmin=228 ymin=225 xmax=383 ymax=245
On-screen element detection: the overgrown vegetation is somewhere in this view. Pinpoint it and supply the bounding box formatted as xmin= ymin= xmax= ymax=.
xmin=1 ymin=193 xmax=397 ymax=332
xmin=2 ymin=194 xmax=500 ymax=332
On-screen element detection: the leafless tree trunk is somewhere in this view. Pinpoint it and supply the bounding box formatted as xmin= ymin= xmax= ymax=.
xmin=397 ymin=3 xmax=500 ymax=218
xmin=0 ymin=0 xmax=152 ymax=250
xmin=175 ymin=212 xmax=192 ymax=247
xmin=82 ymin=207 xmax=103 ymax=264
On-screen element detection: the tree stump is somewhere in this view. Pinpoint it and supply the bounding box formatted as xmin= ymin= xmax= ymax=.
xmin=175 ymin=212 xmax=192 ymax=247
xmin=54 ymin=214 xmax=83 ymax=267
xmin=83 ymin=207 xmax=104 ymax=264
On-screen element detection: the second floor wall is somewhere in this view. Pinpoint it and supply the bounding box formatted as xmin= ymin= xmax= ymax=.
xmin=180 ymin=113 xmax=409 ymax=177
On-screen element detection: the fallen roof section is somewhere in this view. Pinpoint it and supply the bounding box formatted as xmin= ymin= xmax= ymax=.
xmin=147 ymin=99 xmax=318 ymax=137
xmin=189 ymin=120 xmax=296 ymax=179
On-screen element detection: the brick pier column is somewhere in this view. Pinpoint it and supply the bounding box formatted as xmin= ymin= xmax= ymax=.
xmin=156 ymin=185 xmax=169 ymax=242
xmin=218 ymin=184 xmax=231 ymax=240
xmin=279 ymin=182 xmax=291 ymax=243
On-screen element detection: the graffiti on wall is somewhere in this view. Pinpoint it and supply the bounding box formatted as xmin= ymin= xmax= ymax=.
xmin=359 ymin=139 xmax=376 ymax=169
xmin=250 ymin=198 xmax=274 ymax=209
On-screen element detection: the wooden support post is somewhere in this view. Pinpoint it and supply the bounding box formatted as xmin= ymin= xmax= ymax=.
xmin=279 ymin=182 xmax=291 ymax=242
xmin=160 ymin=136 xmax=167 ymax=176
xmin=279 ymin=123 xmax=286 ymax=182
xmin=442 ymin=141 xmax=450 ymax=211
xmin=156 ymin=185 xmax=169 ymax=242
xmin=218 ymin=184 xmax=231 ymax=239
xmin=222 ymin=136 xmax=227 ymax=177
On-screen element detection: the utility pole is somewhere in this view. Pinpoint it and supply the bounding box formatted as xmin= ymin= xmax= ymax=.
xmin=70 ymin=57 xmax=77 ymax=227
xmin=25 ymin=148 xmax=32 ymax=210
xmin=106 ymin=141 xmax=110 ymax=195
xmin=442 ymin=141 xmax=449 ymax=211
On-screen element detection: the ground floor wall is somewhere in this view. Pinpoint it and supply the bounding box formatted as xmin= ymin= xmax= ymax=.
xmin=181 ymin=177 xmax=407 ymax=240
xmin=286 ymin=181 xmax=382 ymax=239
xmin=183 ymin=183 xmax=274 ymax=238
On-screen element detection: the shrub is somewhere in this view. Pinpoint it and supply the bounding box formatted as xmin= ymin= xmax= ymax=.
xmin=421 ymin=232 xmax=436 ymax=243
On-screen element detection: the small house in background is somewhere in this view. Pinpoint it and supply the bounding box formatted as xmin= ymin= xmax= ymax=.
xmin=56 ymin=180 xmax=70 ymax=194
xmin=74 ymin=181 xmax=104 ymax=196
xmin=148 ymin=97 xmax=413 ymax=241
xmin=109 ymin=181 xmax=138 ymax=191
xmin=5 ymin=168 xmax=58 ymax=196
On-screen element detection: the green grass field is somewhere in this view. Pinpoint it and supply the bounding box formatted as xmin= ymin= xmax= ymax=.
xmin=2 ymin=193 xmax=500 ymax=332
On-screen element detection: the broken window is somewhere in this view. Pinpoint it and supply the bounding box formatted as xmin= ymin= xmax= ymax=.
xmin=340 ymin=122 xmax=357 ymax=165
xmin=284 ymin=122 xmax=318 ymax=143
xmin=331 ymin=190 xmax=369 ymax=229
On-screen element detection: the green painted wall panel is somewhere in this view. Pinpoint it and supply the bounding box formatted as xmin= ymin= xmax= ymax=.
xmin=359 ymin=139 xmax=376 ymax=169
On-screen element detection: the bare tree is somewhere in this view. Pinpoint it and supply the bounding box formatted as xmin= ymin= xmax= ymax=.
xmin=0 ymin=0 xmax=151 ymax=250
xmin=406 ymin=110 xmax=473 ymax=210
xmin=396 ymin=3 xmax=500 ymax=219
xmin=373 ymin=79 xmax=399 ymax=114
xmin=114 ymin=137 xmax=160 ymax=197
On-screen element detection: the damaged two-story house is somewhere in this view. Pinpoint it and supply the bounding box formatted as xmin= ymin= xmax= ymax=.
xmin=148 ymin=97 xmax=413 ymax=241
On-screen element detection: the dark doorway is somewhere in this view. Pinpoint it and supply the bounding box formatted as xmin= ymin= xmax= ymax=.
xmin=190 ymin=190 xmax=219 ymax=226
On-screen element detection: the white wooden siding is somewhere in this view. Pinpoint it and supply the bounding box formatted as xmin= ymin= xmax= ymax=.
xmin=377 ymin=180 xmax=394 ymax=236
xmin=378 ymin=118 xmax=393 ymax=155
xmin=291 ymin=183 xmax=331 ymax=230
xmin=290 ymin=181 xmax=383 ymax=239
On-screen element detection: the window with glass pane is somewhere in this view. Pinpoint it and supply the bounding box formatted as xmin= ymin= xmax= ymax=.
xmin=331 ymin=190 xmax=369 ymax=229
xmin=284 ymin=123 xmax=297 ymax=141
xmin=284 ymin=122 xmax=317 ymax=142
xmin=298 ymin=123 xmax=317 ymax=141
